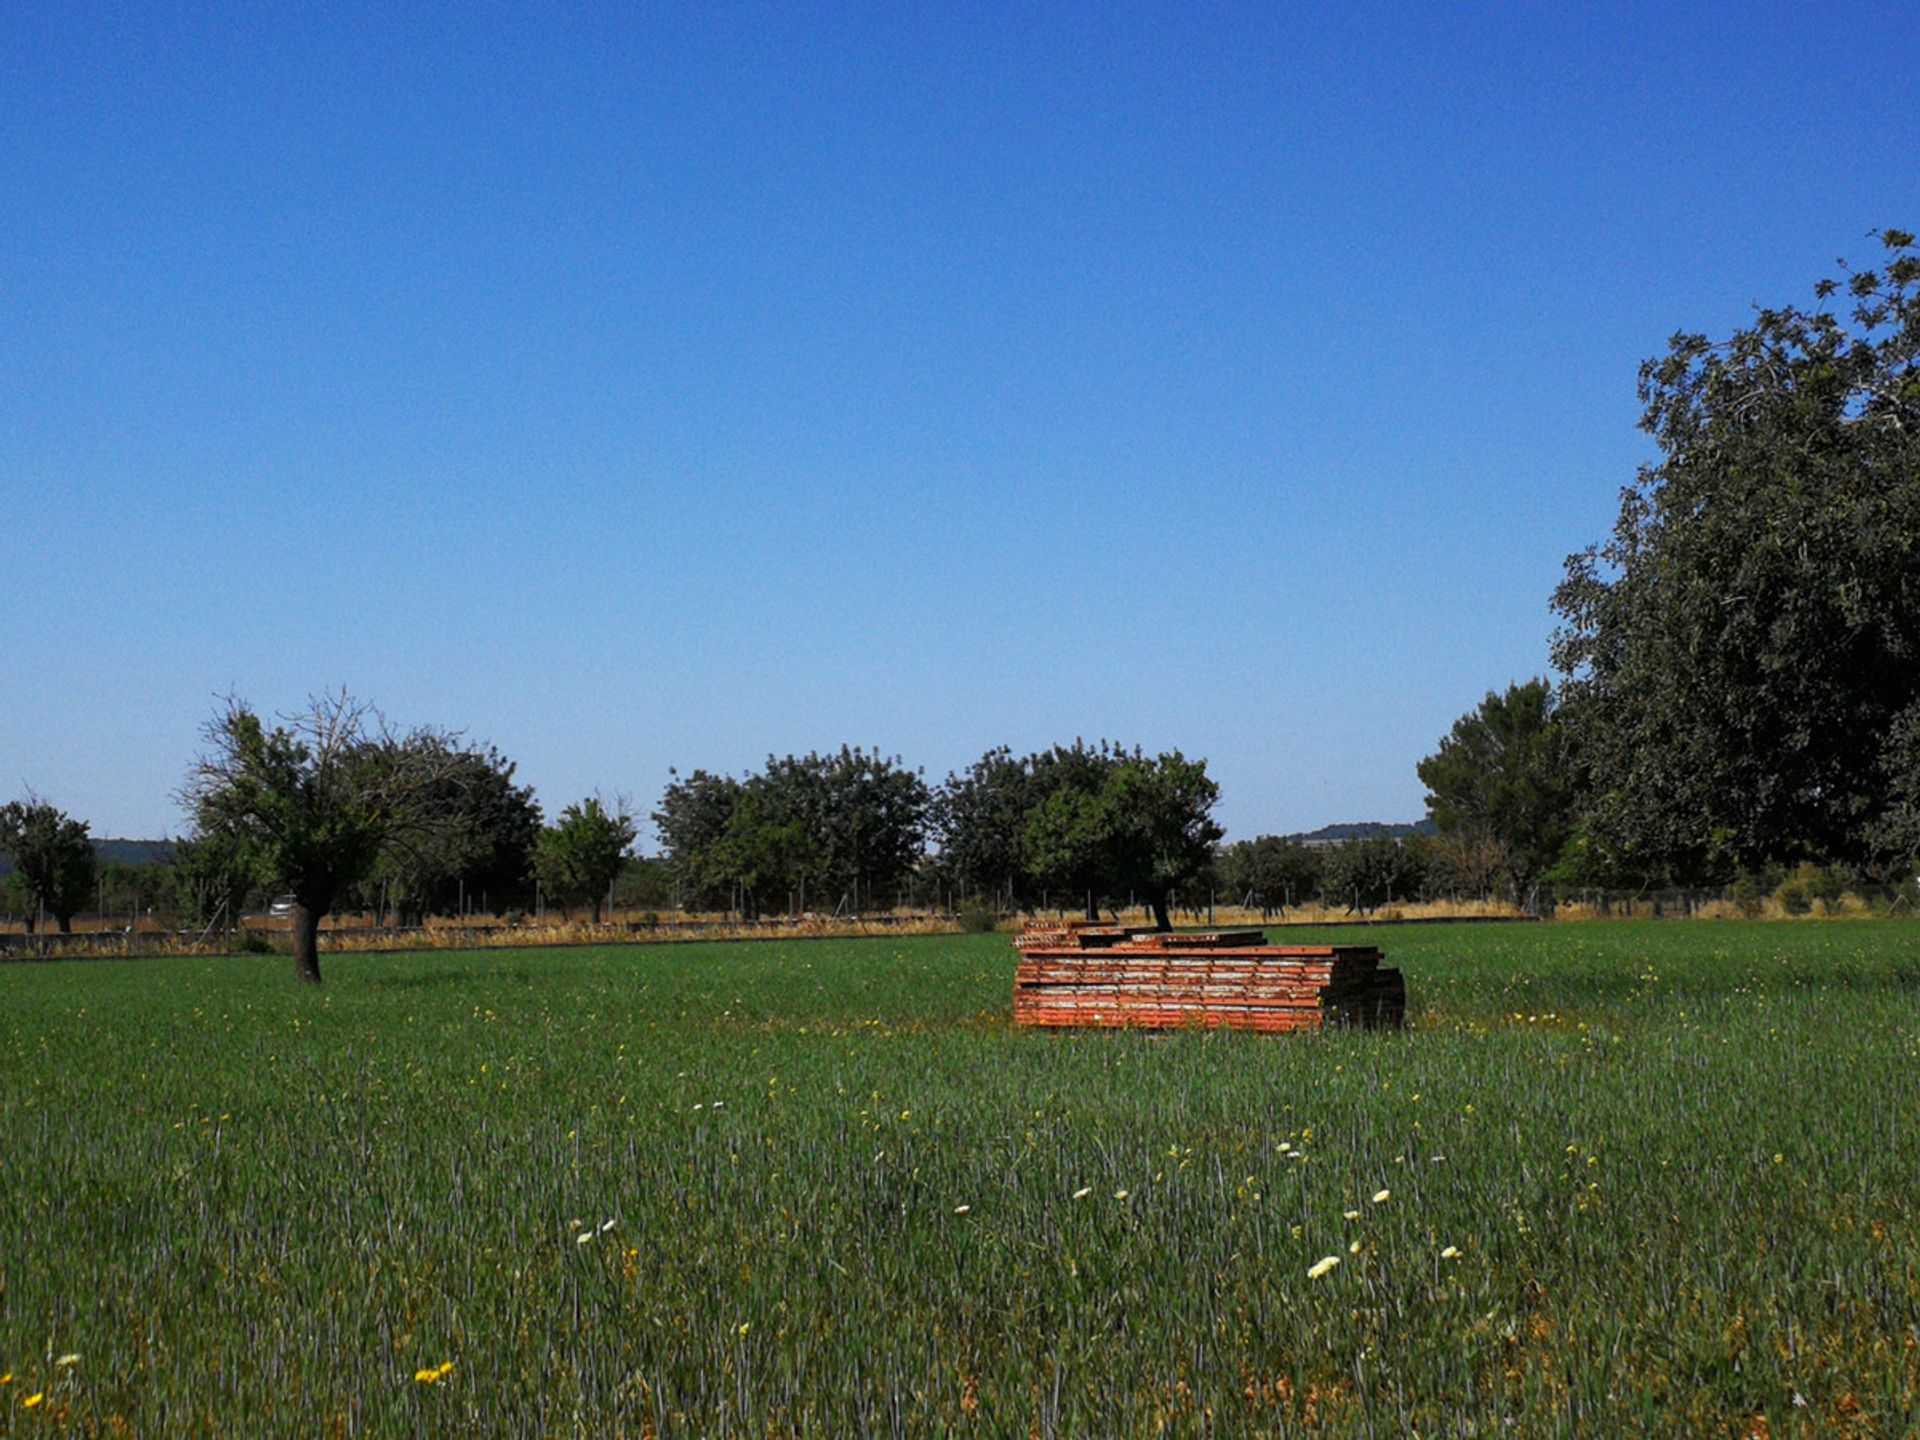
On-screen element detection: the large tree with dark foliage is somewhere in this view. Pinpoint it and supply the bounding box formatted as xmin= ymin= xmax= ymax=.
xmin=653 ymin=769 xmax=746 ymax=911
xmin=0 ymin=795 xmax=97 ymax=934
xmin=1552 ymin=230 xmax=1920 ymax=879
xmin=1218 ymin=835 xmax=1324 ymax=918
xmin=1417 ymin=679 xmax=1571 ymax=906
xmin=185 ymin=692 xmax=472 ymax=984
xmin=368 ymin=740 xmax=541 ymax=921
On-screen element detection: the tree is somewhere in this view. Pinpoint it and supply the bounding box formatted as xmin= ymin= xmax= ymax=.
xmin=185 ymin=692 xmax=471 ymax=984
xmin=167 ymin=828 xmax=259 ymax=934
xmin=1014 ymin=746 xmax=1222 ymax=928
xmin=1219 ymin=836 xmax=1324 ymax=918
xmin=1416 ymin=679 xmax=1571 ymax=907
xmin=0 ymin=796 xmax=97 ymax=934
xmin=1321 ymin=835 xmax=1430 ymax=915
xmin=1101 ymin=751 xmax=1224 ymax=930
xmin=535 ymin=798 xmax=637 ymax=925
xmin=1552 ymin=230 xmax=1920 ymax=878
xmin=366 ymin=741 xmax=540 ymax=921
xmin=653 ymin=769 xmax=745 ymax=912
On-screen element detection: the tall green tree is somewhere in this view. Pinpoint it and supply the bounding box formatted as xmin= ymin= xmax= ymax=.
xmin=185 ymin=692 xmax=472 ymax=984
xmin=535 ymin=798 xmax=637 ymax=925
xmin=653 ymin=769 xmax=745 ymax=911
xmin=1552 ymin=229 xmax=1920 ymax=878
xmin=1416 ymin=679 xmax=1571 ymax=906
xmin=0 ymin=795 xmax=97 ymax=934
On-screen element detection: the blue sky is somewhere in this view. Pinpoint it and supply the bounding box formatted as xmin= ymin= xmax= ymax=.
xmin=4 ymin=2 xmax=1917 ymax=842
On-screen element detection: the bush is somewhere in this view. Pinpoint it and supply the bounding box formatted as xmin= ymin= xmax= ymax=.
xmin=234 ymin=927 xmax=275 ymax=955
xmin=503 ymin=908 xmax=527 ymax=927
xmin=958 ymin=903 xmax=1000 ymax=933
xmin=1729 ymin=873 xmax=1764 ymax=918
xmin=1775 ymin=862 xmax=1843 ymax=916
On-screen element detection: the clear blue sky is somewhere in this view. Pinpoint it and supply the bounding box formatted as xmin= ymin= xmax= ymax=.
xmin=4 ymin=2 xmax=1917 ymax=843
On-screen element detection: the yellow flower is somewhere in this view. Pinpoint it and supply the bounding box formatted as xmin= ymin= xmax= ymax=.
xmin=0 ymin=1373 xmax=11 ymax=1385
xmin=1072 ymin=1186 xmax=1092 ymax=1200
xmin=55 ymin=1355 xmax=79 ymax=1368
xmin=23 ymin=1392 xmax=45 ymax=1408
xmin=1441 ymin=1245 xmax=1461 ymax=1259
xmin=1348 ymin=1240 xmax=1362 ymax=1254
xmin=1343 ymin=1209 xmax=1361 ymax=1221
xmin=1371 ymin=1189 xmax=1390 ymax=1204
xmin=1307 ymin=1255 xmax=1340 ymax=1280
xmin=1114 ymin=1189 xmax=1130 ymax=1201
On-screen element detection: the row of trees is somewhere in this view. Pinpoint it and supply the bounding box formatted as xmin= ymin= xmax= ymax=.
xmin=1418 ymin=229 xmax=1920 ymax=898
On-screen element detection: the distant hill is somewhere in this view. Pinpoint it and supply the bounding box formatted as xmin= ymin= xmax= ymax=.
xmin=1285 ymin=820 xmax=1436 ymax=849
xmin=0 ymin=837 xmax=175 ymax=878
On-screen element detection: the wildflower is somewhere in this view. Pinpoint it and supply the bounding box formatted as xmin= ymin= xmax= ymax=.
xmin=1114 ymin=1189 xmax=1130 ymax=1201
xmin=1344 ymin=1209 xmax=1361 ymax=1221
xmin=23 ymin=1393 xmax=44 ymax=1409
xmin=414 ymin=1360 xmax=455 ymax=1383
xmin=576 ymin=1232 xmax=593 ymax=1245
xmin=953 ymin=1204 xmax=971 ymax=1215
xmin=1348 ymin=1240 xmax=1362 ymax=1254
xmin=1371 ymin=1189 xmax=1390 ymax=1204
xmin=1072 ymin=1186 xmax=1092 ymax=1200
xmin=599 ymin=1218 xmax=617 ymax=1232
xmin=1441 ymin=1245 xmax=1461 ymax=1259
xmin=1307 ymin=1255 xmax=1340 ymax=1280
xmin=54 ymin=1355 xmax=79 ymax=1368
xmin=0 ymin=1374 xmax=10 ymax=1385
xmin=737 ymin=1322 xmax=751 ymax=1336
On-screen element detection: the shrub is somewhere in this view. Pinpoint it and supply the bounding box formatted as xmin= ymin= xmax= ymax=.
xmin=1729 ymin=873 xmax=1764 ymax=918
xmin=958 ymin=902 xmax=999 ymax=933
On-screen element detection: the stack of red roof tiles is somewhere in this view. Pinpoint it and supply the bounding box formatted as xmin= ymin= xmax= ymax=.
xmin=1012 ymin=922 xmax=1404 ymax=1032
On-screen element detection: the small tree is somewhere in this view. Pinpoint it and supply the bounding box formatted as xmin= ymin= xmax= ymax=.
xmin=0 ymin=796 xmax=97 ymax=934
xmin=535 ymin=798 xmax=637 ymax=925
xmin=184 ymin=692 xmax=470 ymax=984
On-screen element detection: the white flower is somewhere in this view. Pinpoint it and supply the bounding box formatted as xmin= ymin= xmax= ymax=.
xmin=1440 ymin=1245 xmax=1461 ymax=1259
xmin=1348 ymin=1239 xmax=1362 ymax=1255
xmin=600 ymin=1218 xmax=617 ymax=1233
xmin=1072 ymin=1186 xmax=1093 ymax=1200
xmin=953 ymin=1204 xmax=971 ymax=1215
xmin=1343 ymin=1209 xmax=1361 ymax=1221
xmin=576 ymin=1232 xmax=594 ymax=1245
xmin=1371 ymin=1189 xmax=1390 ymax=1204
xmin=54 ymin=1355 xmax=79 ymax=1368
xmin=1307 ymin=1255 xmax=1340 ymax=1280
xmin=1114 ymin=1189 xmax=1130 ymax=1201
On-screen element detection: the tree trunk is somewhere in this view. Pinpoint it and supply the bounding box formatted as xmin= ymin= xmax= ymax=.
xmin=1084 ymin=892 xmax=1099 ymax=923
xmin=1151 ymin=894 xmax=1172 ymax=932
xmin=56 ymin=913 xmax=73 ymax=935
xmin=292 ymin=903 xmax=323 ymax=985
xmin=590 ymin=896 xmax=603 ymax=925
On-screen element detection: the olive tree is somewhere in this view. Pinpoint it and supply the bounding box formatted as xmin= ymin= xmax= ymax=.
xmin=184 ymin=692 xmax=470 ymax=984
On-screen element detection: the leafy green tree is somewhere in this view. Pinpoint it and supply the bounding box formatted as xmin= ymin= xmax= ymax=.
xmin=367 ymin=741 xmax=541 ymax=921
xmin=931 ymin=746 xmax=1037 ymax=904
xmin=653 ymin=769 xmax=745 ymax=911
xmin=1219 ymin=836 xmax=1324 ymax=917
xmin=535 ymin=798 xmax=637 ymax=925
xmin=1014 ymin=746 xmax=1222 ymax=927
xmin=0 ymin=795 xmax=97 ymax=934
xmin=1416 ymin=679 xmax=1571 ymax=907
xmin=185 ymin=692 xmax=473 ymax=984
xmin=1552 ymin=230 xmax=1920 ymax=878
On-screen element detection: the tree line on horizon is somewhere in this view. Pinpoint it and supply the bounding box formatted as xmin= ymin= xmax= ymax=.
xmin=6 ymin=232 xmax=1916 ymax=968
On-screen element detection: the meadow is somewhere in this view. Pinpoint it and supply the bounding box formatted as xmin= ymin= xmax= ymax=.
xmin=1 ymin=922 xmax=1916 ymax=1437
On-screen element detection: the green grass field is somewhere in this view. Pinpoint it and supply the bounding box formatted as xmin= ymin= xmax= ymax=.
xmin=2 ymin=922 xmax=1917 ymax=1436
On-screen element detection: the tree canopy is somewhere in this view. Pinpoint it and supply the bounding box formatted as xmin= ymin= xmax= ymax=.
xmin=1416 ymin=678 xmax=1570 ymax=906
xmin=0 ymin=795 xmax=97 ymax=934
xmin=1552 ymin=229 xmax=1920 ymax=879
xmin=535 ymin=798 xmax=637 ymax=925
xmin=184 ymin=692 xmax=476 ymax=983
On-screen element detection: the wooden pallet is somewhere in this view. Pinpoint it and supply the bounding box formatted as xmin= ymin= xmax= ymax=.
xmin=1012 ymin=923 xmax=1404 ymax=1032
